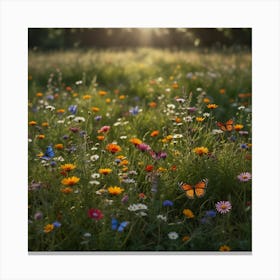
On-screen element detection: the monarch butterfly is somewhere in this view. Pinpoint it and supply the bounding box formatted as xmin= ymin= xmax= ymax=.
xmin=179 ymin=179 xmax=208 ymax=199
xmin=111 ymin=218 xmax=129 ymax=232
xmin=217 ymin=119 xmax=234 ymax=132
xmin=41 ymin=146 xmax=55 ymax=160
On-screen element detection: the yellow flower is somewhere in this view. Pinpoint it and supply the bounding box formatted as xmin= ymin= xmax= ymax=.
xmin=203 ymin=98 xmax=210 ymax=104
xmin=157 ymin=167 xmax=167 ymax=172
xmin=196 ymin=117 xmax=205 ymax=122
xmin=61 ymin=176 xmax=80 ymax=186
xmin=119 ymin=159 xmax=129 ymax=166
xmin=172 ymin=82 xmax=179 ymax=89
xmin=219 ymin=245 xmax=231 ymax=251
xmin=183 ymin=209 xmax=195 ymax=218
xmin=119 ymin=95 xmax=126 ymax=100
xmin=107 ymin=186 xmax=124 ymax=195
xmin=207 ymin=103 xmax=218 ymax=109
xmin=83 ymin=94 xmax=91 ymax=100
xmin=105 ymin=98 xmax=111 ymax=103
xmin=29 ymin=121 xmax=37 ymax=126
xmin=41 ymin=122 xmax=49 ymax=127
xmin=234 ymin=124 xmax=244 ymax=131
xmin=98 ymin=90 xmax=107 ymax=96
xmin=99 ymin=168 xmax=112 ymax=175
xmin=36 ymin=92 xmax=43 ymax=97
xmin=193 ymin=146 xmax=209 ymax=156
xmin=60 ymin=164 xmax=76 ymax=172
xmin=44 ymin=224 xmax=54 ymax=233
xmin=61 ymin=187 xmax=73 ymax=194
xmin=72 ymin=93 xmax=78 ymax=97
xmin=57 ymin=109 xmax=65 ymax=114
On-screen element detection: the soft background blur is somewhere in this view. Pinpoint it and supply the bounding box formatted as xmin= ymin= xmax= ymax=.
xmin=28 ymin=28 xmax=251 ymax=50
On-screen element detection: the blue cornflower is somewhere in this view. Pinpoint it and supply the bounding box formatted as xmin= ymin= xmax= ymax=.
xmin=240 ymin=143 xmax=248 ymax=149
xmin=129 ymin=106 xmax=140 ymax=116
xmin=163 ymin=200 xmax=174 ymax=207
xmin=52 ymin=221 xmax=61 ymax=228
xmin=68 ymin=105 xmax=78 ymax=115
xmin=205 ymin=210 xmax=216 ymax=218
xmin=94 ymin=116 xmax=102 ymax=121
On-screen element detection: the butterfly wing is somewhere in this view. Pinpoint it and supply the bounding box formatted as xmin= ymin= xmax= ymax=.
xmin=117 ymin=221 xmax=129 ymax=232
xmin=217 ymin=122 xmax=227 ymax=131
xmin=180 ymin=183 xmax=195 ymax=199
xmin=225 ymin=119 xmax=234 ymax=131
xmin=194 ymin=179 xmax=208 ymax=198
xmin=111 ymin=218 xmax=119 ymax=230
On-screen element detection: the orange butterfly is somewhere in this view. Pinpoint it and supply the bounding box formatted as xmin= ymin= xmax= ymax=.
xmin=217 ymin=119 xmax=234 ymax=132
xmin=179 ymin=179 xmax=208 ymax=199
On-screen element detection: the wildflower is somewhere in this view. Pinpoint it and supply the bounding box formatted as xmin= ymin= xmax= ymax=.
xmin=44 ymin=224 xmax=54 ymax=233
xmin=168 ymin=232 xmax=179 ymax=240
xmin=196 ymin=117 xmax=205 ymax=122
xmin=57 ymin=109 xmax=65 ymax=114
xmin=98 ymin=126 xmax=110 ymax=133
xmin=145 ymin=165 xmax=154 ymax=172
xmin=98 ymin=90 xmax=107 ymax=96
xmin=240 ymin=143 xmax=248 ymax=149
xmin=157 ymin=167 xmax=167 ymax=172
xmin=234 ymin=124 xmax=244 ymax=131
xmin=172 ymin=82 xmax=179 ymax=89
xmin=138 ymin=193 xmax=146 ymax=199
xmin=90 ymin=155 xmax=99 ymax=161
xmin=34 ymin=212 xmax=43 ymax=220
xmin=83 ymin=232 xmax=92 ymax=238
xmin=119 ymin=95 xmax=126 ymax=100
xmin=94 ymin=116 xmax=102 ymax=121
xmin=193 ymin=146 xmax=209 ymax=156
xmin=129 ymin=106 xmax=140 ymax=116
xmin=97 ymin=135 xmax=105 ymax=141
xmin=106 ymin=143 xmax=122 ymax=154
xmin=41 ymin=122 xmax=49 ymax=127
xmin=175 ymin=98 xmax=185 ymax=103
xmin=156 ymin=215 xmax=167 ymax=222
xmin=128 ymin=203 xmax=148 ymax=212
xmin=219 ymin=88 xmax=226 ymax=94
xmin=61 ymin=187 xmax=73 ymax=194
xmin=107 ymin=186 xmax=124 ymax=195
xmin=74 ymin=116 xmax=85 ymax=123
xmin=89 ymin=180 xmax=100 ymax=185
xmin=137 ymin=143 xmax=151 ymax=152
xmin=130 ymin=138 xmax=142 ymax=145
xmin=99 ymin=168 xmax=112 ymax=175
xmin=36 ymin=92 xmax=43 ymax=97
xmin=105 ymin=98 xmax=111 ymax=103
xmin=88 ymin=208 xmax=104 ymax=220
xmin=205 ymin=210 xmax=216 ymax=218
xmin=46 ymin=105 xmax=55 ymax=111
xmin=237 ymin=172 xmax=252 ymax=182
xmin=219 ymin=245 xmax=231 ymax=251
xmin=149 ymin=102 xmax=157 ymax=108
xmin=212 ymin=129 xmax=224 ymax=135
xmin=54 ymin=144 xmax=64 ymax=150
xmin=37 ymin=134 xmax=45 ymax=139
xmin=69 ymin=127 xmax=80 ymax=133
xmin=52 ymin=221 xmax=61 ymax=228
xmin=121 ymin=195 xmax=129 ymax=204
xmin=68 ymin=105 xmax=77 ymax=114
xmin=182 ymin=235 xmax=190 ymax=242
xmin=83 ymin=94 xmax=91 ymax=100
xmin=183 ymin=209 xmax=195 ymax=218
xmin=119 ymin=159 xmax=129 ymax=166
xmin=91 ymin=106 xmax=100 ymax=112
xmin=61 ymin=176 xmax=80 ymax=186
xmin=91 ymin=173 xmax=100 ymax=179
xmin=187 ymin=107 xmax=197 ymax=113
xmin=60 ymin=163 xmax=76 ymax=172
xmin=215 ymin=201 xmax=232 ymax=214
xmin=29 ymin=121 xmax=37 ymax=126
xmin=163 ymin=200 xmax=174 ymax=207
xmin=150 ymin=130 xmax=159 ymax=137
xmin=203 ymin=98 xmax=210 ymax=103
xmin=207 ymin=103 xmax=218 ymax=109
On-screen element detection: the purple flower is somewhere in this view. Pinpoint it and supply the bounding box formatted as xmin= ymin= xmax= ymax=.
xmin=137 ymin=143 xmax=151 ymax=152
xmin=237 ymin=172 xmax=252 ymax=182
xmin=215 ymin=201 xmax=232 ymax=214
xmin=205 ymin=210 xmax=216 ymax=218
xmin=150 ymin=151 xmax=167 ymax=160
xmin=129 ymin=106 xmax=140 ymax=116
xmin=94 ymin=116 xmax=102 ymax=121
xmin=163 ymin=200 xmax=174 ymax=207
xmin=52 ymin=221 xmax=62 ymax=228
xmin=187 ymin=107 xmax=197 ymax=113
xmin=34 ymin=212 xmax=43 ymax=220
xmin=121 ymin=195 xmax=129 ymax=204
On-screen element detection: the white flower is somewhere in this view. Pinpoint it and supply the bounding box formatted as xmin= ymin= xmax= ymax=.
xmin=57 ymin=120 xmax=65 ymax=124
xmin=173 ymin=134 xmax=183 ymax=139
xmin=167 ymin=104 xmax=176 ymax=110
xmin=238 ymin=105 xmax=245 ymax=110
xmin=83 ymin=232 xmax=91 ymax=238
xmin=128 ymin=203 xmax=148 ymax=212
xmin=53 ymin=156 xmax=64 ymax=162
xmin=46 ymin=105 xmax=55 ymax=111
xmin=168 ymin=232 xmax=179 ymax=240
xmin=90 ymin=155 xmax=99 ymax=161
xmin=74 ymin=116 xmax=85 ymax=123
xmin=157 ymin=215 xmax=167 ymax=222
xmin=135 ymin=211 xmax=147 ymax=217
xmin=212 ymin=129 xmax=224 ymax=135
xmin=89 ymin=180 xmax=100 ymax=185
xmin=67 ymin=115 xmax=75 ymax=120
xmin=91 ymin=173 xmax=100 ymax=179
xmin=120 ymin=135 xmax=127 ymax=139
xmin=183 ymin=116 xmax=193 ymax=122
xmin=203 ymin=112 xmax=210 ymax=117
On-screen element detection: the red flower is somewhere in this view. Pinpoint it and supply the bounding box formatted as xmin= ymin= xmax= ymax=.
xmin=88 ymin=208 xmax=104 ymax=220
xmin=145 ymin=165 xmax=154 ymax=172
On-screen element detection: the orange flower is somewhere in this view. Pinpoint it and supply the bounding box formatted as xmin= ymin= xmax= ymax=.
xmin=119 ymin=95 xmax=126 ymax=100
xmin=172 ymin=82 xmax=179 ymax=89
xmin=207 ymin=104 xmax=218 ymax=109
xmin=57 ymin=109 xmax=65 ymax=114
xmin=37 ymin=134 xmax=45 ymax=139
xmin=61 ymin=187 xmax=73 ymax=194
xmin=119 ymin=159 xmax=129 ymax=166
xmin=60 ymin=163 xmax=76 ymax=172
xmin=150 ymin=130 xmax=159 ymax=137
xmin=55 ymin=144 xmax=64 ymax=150
xmin=44 ymin=224 xmax=54 ymax=233
xmin=196 ymin=117 xmax=205 ymax=122
xmin=138 ymin=193 xmax=146 ymax=199
xmin=97 ymin=135 xmax=105 ymax=141
xmin=98 ymin=90 xmax=107 ymax=96
xmin=182 ymin=235 xmax=190 ymax=242
xmin=129 ymin=138 xmax=142 ymax=145
xmin=66 ymin=86 xmax=72 ymax=92
xmin=106 ymin=143 xmax=122 ymax=154
xmin=105 ymin=98 xmax=111 ymax=103
xmin=203 ymin=98 xmax=210 ymax=104
xmin=99 ymin=168 xmax=112 ymax=175
xmin=41 ymin=122 xmax=49 ymax=127
xmin=29 ymin=121 xmax=37 ymax=126
xmin=170 ymin=165 xmax=177 ymax=171
xmin=83 ymin=95 xmax=91 ymax=100
xmin=107 ymin=186 xmax=124 ymax=195
xmin=91 ymin=106 xmax=100 ymax=112
xmin=234 ymin=124 xmax=244 ymax=131
xmin=193 ymin=146 xmax=209 ymax=156
xmin=219 ymin=88 xmax=226 ymax=94
xmin=175 ymin=117 xmax=182 ymax=123
xmin=61 ymin=176 xmax=80 ymax=186
xmin=36 ymin=92 xmax=43 ymax=97
xmin=149 ymin=102 xmax=157 ymax=108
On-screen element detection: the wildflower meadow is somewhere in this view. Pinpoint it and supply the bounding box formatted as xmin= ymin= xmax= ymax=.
xmin=28 ymin=31 xmax=252 ymax=251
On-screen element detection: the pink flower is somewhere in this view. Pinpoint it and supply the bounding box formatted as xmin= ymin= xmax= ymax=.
xmin=136 ymin=143 xmax=151 ymax=152
xmin=237 ymin=172 xmax=252 ymax=182
xmin=215 ymin=201 xmax=232 ymax=214
xmin=88 ymin=208 xmax=104 ymax=220
xmin=98 ymin=126 xmax=110 ymax=133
